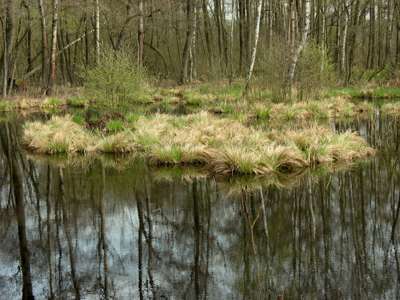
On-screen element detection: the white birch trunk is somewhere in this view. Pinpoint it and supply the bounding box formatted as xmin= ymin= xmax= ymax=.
xmin=48 ymin=0 xmax=59 ymax=94
xmin=287 ymin=0 xmax=311 ymax=88
xmin=244 ymin=0 xmax=263 ymax=93
xmin=341 ymin=0 xmax=350 ymax=74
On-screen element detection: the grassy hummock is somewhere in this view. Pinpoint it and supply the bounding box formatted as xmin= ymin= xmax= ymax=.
xmin=381 ymin=102 xmax=400 ymax=116
xmin=24 ymin=116 xmax=96 ymax=153
xmin=324 ymin=87 xmax=400 ymax=99
xmin=23 ymin=112 xmax=375 ymax=176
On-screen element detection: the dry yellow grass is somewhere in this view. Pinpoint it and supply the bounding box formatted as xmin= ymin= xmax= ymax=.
xmin=96 ymin=131 xmax=137 ymax=153
xmin=381 ymin=103 xmax=400 ymax=116
xmin=23 ymin=112 xmax=375 ymax=176
xmin=23 ymin=116 xmax=96 ymax=154
xmin=279 ymin=126 xmax=375 ymax=165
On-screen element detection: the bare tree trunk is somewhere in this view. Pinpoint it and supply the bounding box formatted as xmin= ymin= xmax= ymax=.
xmin=286 ymin=0 xmax=311 ymax=96
xmin=244 ymin=0 xmax=263 ymax=94
xmin=385 ymin=0 xmax=393 ymax=65
xmin=245 ymin=0 xmax=251 ymax=67
xmin=84 ymin=0 xmax=90 ymax=66
xmin=180 ymin=0 xmax=195 ymax=84
xmin=238 ymin=0 xmax=245 ymax=74
xmin=95 ymin=0 xmax=100 ymax=64
xmin=366 ymin=0 xmax=375 ymax=69
xmin=220 ymin=0 xmax=228 ymax=73
xmin=138 ymin=0 xmax=144 ymax=67
xmin=189 ymin=4 xmax=197 ymax=81
xmin=214 ymin=0 xmax=223 ymax=70
xmin=396 ymin=1 xmax=400 ymax=65
xmin=377 ymin=0 xmax=382 ymax=68
xmin=2 ymin=0 xmax=15 ymax=97
xmin=22 ymin=30 xmax=94 ymax=81
xmin=37 ymin=0 xmax=48 ymax=86
xmin=229 ymin=0 xmax=235 ymax=82
xmin=2 ymin=16 xmax=8 ymax=98
xmin=334 ymin=1 xmax=341 ymax=68
xmin=320 ymin=0 xmax=327 ymax=72
xmin=267 ymin=0 xmax=273 ymax=48
xmin=202 ymin=0 xmax=213 ymax=69
xmin=47 ymin=0 xmax=59 ymax=95
xmin=288 ymin=0 xmax=296 ymax=53
xmin=346 ymin=0 xmax=361 ymax=83
xmin=22 ymin=1 xmax=33 ymax=73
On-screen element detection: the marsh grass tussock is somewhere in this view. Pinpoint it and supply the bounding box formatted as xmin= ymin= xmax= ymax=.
xmin=96 ymin=131 xmax=136 ymax=153
xmin=23 ymin=112 xmax=375 ymax=176
xmin=381 ymin=102 xmax=400 ymax=116
xmin=277 ymin=127 xmax=376 ymax=165
xmin=23 ymin=116 xmax=95 ymax=154
xmin=248 ymin=98 xmax=375 ymax=130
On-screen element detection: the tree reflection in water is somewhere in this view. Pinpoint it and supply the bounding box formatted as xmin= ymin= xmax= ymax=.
xmin=0 ymin=116 xmax=400 ymax=299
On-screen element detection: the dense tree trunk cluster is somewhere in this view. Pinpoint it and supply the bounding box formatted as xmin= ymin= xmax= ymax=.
xmin=1 ymin=0 xmax=399 ymax=95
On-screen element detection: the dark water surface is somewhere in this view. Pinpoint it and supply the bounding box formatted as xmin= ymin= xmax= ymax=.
xmin=1 ymin=113 xmax=400 ymax=300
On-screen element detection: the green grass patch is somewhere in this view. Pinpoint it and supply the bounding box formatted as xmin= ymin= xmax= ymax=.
xmin=0 ymin=101 xmax=13 ymax=112
xmin=372 ymin=87 xmax=400 ymax=99
xmin=72 ymin=113 xmax=85 ymax=125
xmin=126 ymin=112 xmax=141 ymax=124
xmin=66 ymin=97 xmax=88 ymax=108
xmin=106 ymin=119 xmax=125 ymax=133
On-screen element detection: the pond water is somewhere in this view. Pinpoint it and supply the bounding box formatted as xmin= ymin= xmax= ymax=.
xmin=1 ymin=113 xmax=400 ymax=299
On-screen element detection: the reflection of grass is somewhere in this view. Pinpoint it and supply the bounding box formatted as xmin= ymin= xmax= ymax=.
xmin=27 ymin=150 xmax=370 ymax=197
xmin=26 ymin=152 xmax=138 ymax=171
xmin=26 ymin=153 xmax=96 ymax=170
xmin=151 ymin=166 xmax=209 ymax=183
xmin=23 ymin=112 xmax=375 ymax=177
xmin=218 ymin=161 xmax=363 ymax=195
